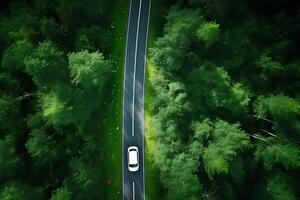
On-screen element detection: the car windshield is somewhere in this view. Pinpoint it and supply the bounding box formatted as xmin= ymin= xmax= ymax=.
xmin=129 ymin=150 xmax=138 ymax=165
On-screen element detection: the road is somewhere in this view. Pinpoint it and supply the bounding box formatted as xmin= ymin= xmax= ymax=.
xmin=122 ymin=0 xmax=151 ymax=200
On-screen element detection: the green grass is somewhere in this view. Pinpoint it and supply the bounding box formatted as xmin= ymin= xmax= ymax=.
xmin=102 ymin=0 xmax=128 ymax=199
xmin=145 ymin=60 xmax=164 ymax=200
xmin=145 ymin=0 xmax=168 ymax=199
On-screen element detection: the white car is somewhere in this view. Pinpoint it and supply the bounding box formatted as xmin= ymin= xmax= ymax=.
xmin=128 ymin=146 xmax=139 ymax=172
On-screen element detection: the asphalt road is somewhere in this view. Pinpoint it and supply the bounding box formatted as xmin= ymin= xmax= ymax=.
xmin=122 ymin=0 xmax=151 ymax=200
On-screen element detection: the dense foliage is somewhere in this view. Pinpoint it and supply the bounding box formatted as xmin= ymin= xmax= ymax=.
xmin=0 ymin=0 xmax=116 ymax=199
xmin=150 ymin=0 xmax=300 ymax=199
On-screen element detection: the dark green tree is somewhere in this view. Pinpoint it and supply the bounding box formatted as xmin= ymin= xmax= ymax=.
xmin=25 ymin=129 xmax=60 ymax=166
xmin=74 ymin=26 xmax=112 ymax=52
xmin=0 ymin=136 xmax=23 ymax=179
xmin=267 ymin=173 xmax=297 ymax=200
xmin=25 ymin=41 xmax=66 ymax=88
xmin=1 ymin=40 xmax=33 ymax=71
xmin=255 ymin=138 xmax=300 ymax=170
xmin=0 ymin=0 xmax=116 ymax=199
xmin=188 ymin=62 xmax=250 ymax=116
xmin=150 ymin=8 xmax=202 ymax=72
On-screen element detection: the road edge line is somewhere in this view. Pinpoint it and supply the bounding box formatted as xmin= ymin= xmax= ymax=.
xmin=132 ymin=0 xmax=143 ymax=137
xmin=122 ymin=0 xmax=133 ymax=199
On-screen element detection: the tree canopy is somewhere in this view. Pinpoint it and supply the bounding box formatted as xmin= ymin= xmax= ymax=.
xmin=149 ymin=0 xmax=300 ymax=199
xmin=0 ymin=0 xmax=116 ymax=198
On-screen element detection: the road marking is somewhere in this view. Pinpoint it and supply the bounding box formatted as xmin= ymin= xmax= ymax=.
xmin=123 ymin=0 xmax=151 ymax=199
xmin=133 ymin=182 xmax=135 ymax=200
xmin=132 ymin=0 xmax=143 ymax=137
xmin=123 ymin=0 xmax=133 ymax=199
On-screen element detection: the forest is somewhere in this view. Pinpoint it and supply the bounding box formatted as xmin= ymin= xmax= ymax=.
xmin=0 ymin=0 xmax=121 ymax=199
xmin=1 ymin=0 xmax=300 ymax=199
xmin=148 ymin=0 xmax=300 ymax=199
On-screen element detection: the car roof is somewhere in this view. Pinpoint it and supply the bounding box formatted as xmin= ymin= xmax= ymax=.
xmin=129 ymin=150 xmax=138 ymax=164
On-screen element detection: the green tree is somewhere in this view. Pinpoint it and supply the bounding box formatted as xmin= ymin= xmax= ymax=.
xmin=188 ymin=62 xmax=250 ymax=115
xmin=0 ymin=182 xmax=44 ymax=200
xmin=255 ymin=95 xmax=300 ymax=136
xmin=66 ymin=158 xmax=104 ymax=199
xmin=0 ymin=0 xmax=116 ymax=199
xmin=0 ymin=4 xmax=37 ymax=42
xmin=255 ymin=139 xmax=300 ymax=170
xmin=148 ymin=0 xmax=300 ymax=199
xmin=0 ymin=136 xmax=22 ymax=179
xmin=68 ymin=50 xmax=112 ymax=91
xmin=51 ymin=187 xmax=71 ymax=200
xmin=0 ymin=73 xmax=21 ymax=95
xmin=39 ymin=18 xmax=60 ymax=41
xmin=25 ymin=41 xmax=66 ymax=88
xmin=155 ymin=81 xmax=189 ymax=125
xmin=1 ymin=40 xmax=33 ymax=71
xmin=55 ymin=0 xmax=109 ymax=31
xmin=257 ymin=53 xmax=283 ymax=76
xmin=39 ymin=84 xmax=93 ymax=127
xmin=0 ymin=96 xmax=11 ymax=125
xmin=150 ymin=8 xmax=202 ymax=72
xmin=0 ymin=95 xmax=23 ymax=139
xmin=267 ymin=173 xmax=297 ymax=200
xmin=26 ymin=129 xmax=60 ymax=165
xmin=200 ymin=120 xmax=250 ymax=178
xmin=165 ymin=153 xmax=202 ymax=200
xmin=74 ymin=26 xmax=112 ymax=52
xmin=196 ymin=21 xmax=220 ymax=47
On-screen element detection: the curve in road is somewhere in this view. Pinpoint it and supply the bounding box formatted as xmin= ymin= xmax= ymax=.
xmin=122 ymin=0 xmax=151 ymax=200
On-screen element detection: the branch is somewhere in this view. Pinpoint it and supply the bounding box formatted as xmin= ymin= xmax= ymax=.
xmin=14 ymin=93 xmax=36 ymax=102
xmin=251 ymin=134 xmax=268 ymax=142
xmin=273 ymin=21 xmax=300 ymax=41
xmin=261 ymin=129 xmax=277 ymax=137
xmin=250 ymin=114 xmax=276 ymax=124
xmin=42 ymin=179 xmax=63 ymax=191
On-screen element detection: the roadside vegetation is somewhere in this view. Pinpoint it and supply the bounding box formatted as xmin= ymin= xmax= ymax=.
xmin=148 ymin=0 xmax=300 ymax=199
xmin=145 ymin=0 xmax=169 ymax=199
xmin=102 ymin=0 xmax=128 ymax=199
xmin=0 ymin=0 xmax=125 ymax=199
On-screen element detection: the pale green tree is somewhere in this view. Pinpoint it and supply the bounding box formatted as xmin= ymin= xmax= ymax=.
xmin=191 ymin=120 xmax=250 ymax=178
xmin=51 ymin=187 xmax=71 ymax=200
xmin=39 ymin=84 xmax=93 ymax=127
xmin=68 ymin=50 xmax=112 ymax=91
xmin=0 ymin=182 xmax=44 ymax=200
